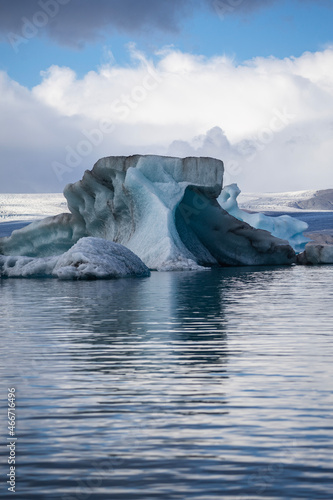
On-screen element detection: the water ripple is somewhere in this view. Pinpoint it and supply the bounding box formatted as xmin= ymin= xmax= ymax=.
xmin=1 ymin=267 xmax=333 ymax=499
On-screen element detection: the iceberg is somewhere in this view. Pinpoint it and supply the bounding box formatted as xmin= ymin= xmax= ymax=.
xmin=0 ymin=155 xmax=297 ymax=272
xmin=0 ymin=237 xmax=150 ymax=279
xmin=297 ymin=243 xmax=333 ymax=265
xmin=0 ymin=213 xmax=86 ymax=257
xmin=218 ymin=184 xmax=309 ymax=253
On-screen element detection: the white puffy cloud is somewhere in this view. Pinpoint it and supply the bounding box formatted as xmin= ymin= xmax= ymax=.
xmin=1 ymin=46 xmax=333 ymax=192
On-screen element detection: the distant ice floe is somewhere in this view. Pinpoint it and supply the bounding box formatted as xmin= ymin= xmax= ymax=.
xmin=0 ymin=237 xmax=150 ymax=279
xmin=0 ymin=155 xmax=297 ymax=275
xmin=218 ymin=184 xmax=309 ymax=253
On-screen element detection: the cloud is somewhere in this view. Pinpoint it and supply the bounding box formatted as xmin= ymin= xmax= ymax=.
xmin=168 ymin=122 xmax=333 ymax=193
xmin=211 ymin=0 xmax=332 ymax=17
xmin=0 ymin=71 xmax=89 ymax=192
xmin=0 ymin=0 xmax=205 ymax=48
xmin=1 ymin=46 xmax=333 ymax=193
xmin=0 ymin=0 xmax=331 ymax=48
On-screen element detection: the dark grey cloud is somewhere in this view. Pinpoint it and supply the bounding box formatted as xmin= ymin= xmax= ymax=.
xmin=0 ymin=0 xmax=204 ymax=48
xmin=210 ymin=0 xmax=333 ymax=29
xmin=0 ymin=0 xmax=331 ymax=49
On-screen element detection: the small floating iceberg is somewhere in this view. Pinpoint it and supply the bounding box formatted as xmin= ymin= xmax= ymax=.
xmin=297 ymin=244 xmax=333 ymax=265
xmin=0 ymin=237 xmax=150 ymax=280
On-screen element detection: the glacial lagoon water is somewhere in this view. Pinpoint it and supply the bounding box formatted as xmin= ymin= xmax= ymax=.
xmin=1 ymin=265 xmax=333 ymax=499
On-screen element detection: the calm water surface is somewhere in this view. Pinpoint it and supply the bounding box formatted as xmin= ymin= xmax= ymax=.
xmin=1 ymin=266 xmax=333 ymax=499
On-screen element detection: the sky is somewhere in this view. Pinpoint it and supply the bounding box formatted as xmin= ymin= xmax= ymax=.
xmin=0 ymin=0 xmax=333 ymax=193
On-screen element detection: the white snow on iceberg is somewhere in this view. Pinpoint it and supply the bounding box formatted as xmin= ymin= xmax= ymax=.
xmin=0 ymin=237 xmax=150 ymax=279
xmin=218 ymin=184 xmax=309 ymax=253
xmin=0 ymin=155 xmax=297 ymax=270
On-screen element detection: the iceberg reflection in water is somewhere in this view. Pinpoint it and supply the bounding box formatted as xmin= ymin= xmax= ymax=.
xmin=1 ymin=266 xmax=333 ymax=499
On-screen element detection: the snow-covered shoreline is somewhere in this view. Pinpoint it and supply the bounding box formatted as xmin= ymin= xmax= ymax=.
xmin=239 ymin=189 xmax=333 ymax=212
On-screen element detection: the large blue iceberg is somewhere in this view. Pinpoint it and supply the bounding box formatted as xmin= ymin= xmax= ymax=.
xmin=0 ymin=155 xmax=300 ymax=277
